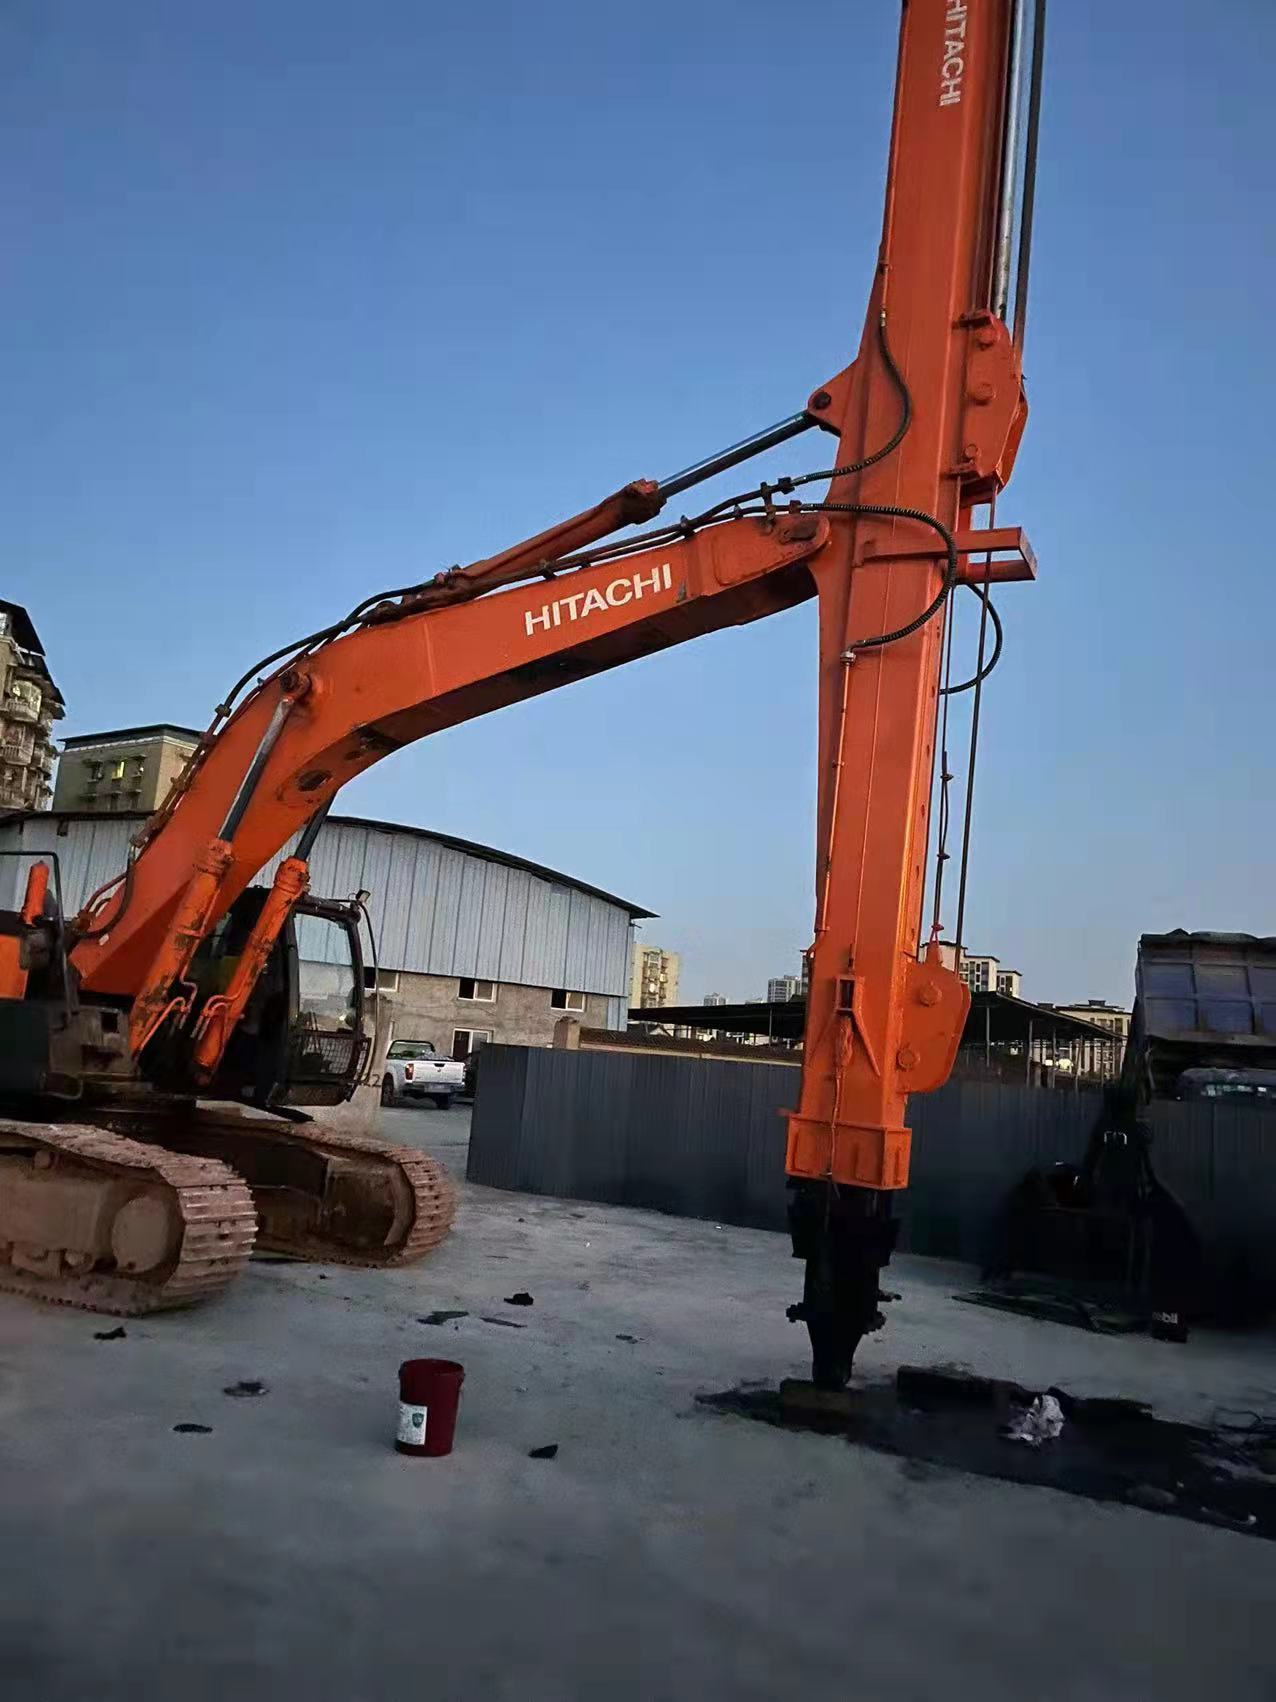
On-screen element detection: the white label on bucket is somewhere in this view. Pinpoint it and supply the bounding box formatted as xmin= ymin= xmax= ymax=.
xmin=397 ymin=1401 xmax=428 ymax=1446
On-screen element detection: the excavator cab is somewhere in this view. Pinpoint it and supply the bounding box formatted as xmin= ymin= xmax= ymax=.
xmin=188 ymin=886 xmax=370 ymax=1109
xmin=0 ymin=864 xmax=369 ymax=1113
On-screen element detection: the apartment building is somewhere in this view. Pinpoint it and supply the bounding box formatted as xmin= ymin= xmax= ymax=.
xmin=629 ymin=943 xmax=681 ymax=1011
xmin=52 ymin=724 xmax=200 ymax=814
xmin=0 ymin=601 xmax=64 ymax=812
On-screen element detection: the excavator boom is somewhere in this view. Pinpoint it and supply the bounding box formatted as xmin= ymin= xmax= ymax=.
xmin=1 ymin=1 xmax=1047 ymax=1353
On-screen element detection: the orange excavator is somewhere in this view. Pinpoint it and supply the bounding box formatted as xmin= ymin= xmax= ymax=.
xmin=0 ymin=0 xmax=1046 ymax=1382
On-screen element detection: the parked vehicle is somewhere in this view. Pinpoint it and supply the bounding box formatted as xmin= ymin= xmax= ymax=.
xmin=381 ymin=1040 xmax=464 ymax=1109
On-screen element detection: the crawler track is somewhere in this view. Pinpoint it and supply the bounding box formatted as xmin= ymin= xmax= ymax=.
xmin=0 ymin=1118 xmax=256 ymax=1315
xmin=126 ymin=1112 xmax=457 ymax=1267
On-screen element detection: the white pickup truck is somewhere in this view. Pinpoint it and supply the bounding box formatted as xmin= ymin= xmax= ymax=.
xmin=380 ymin=1040 xmax=465 ymax=1109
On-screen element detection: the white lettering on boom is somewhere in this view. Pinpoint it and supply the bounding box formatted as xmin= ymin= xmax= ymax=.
xmin=524 ymin=562 xmax=674 ymax=638
xmin=940 ymin=2 xmax=967 ymax=106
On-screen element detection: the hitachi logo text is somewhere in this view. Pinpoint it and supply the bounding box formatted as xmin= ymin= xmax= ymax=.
xmin=939 ymin=2 xmax=967 ymax=106
xmin=524 ymin=562 xmax=674 ymax=638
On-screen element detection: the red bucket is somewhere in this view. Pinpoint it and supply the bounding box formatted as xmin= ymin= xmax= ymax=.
xmin=396 ymin=1358 xmax=465 ymax=1457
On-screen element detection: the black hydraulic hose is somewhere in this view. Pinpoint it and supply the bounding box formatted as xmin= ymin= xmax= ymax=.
xmin=942 ymin=588 xmax=1003 ymax=695
xmin=954 ymin=558 xmax=996 ymax=953
xmin=214 ymin=318 xmax=917 ymax=717
xmin=216 ymin=578 xmax=430 ymax=719
xmin=786 ymin=313 xmax=912 ymax=490
xmin=69 ymin=304 xmax=931 ymax=967
xmin=929 ymin=592 xmax=959 ymax=941
xmin=804 ymin=503 xmax=958 ymax=654
xmin=675 ymin=314 xmax=914 ymax=535
xmin=151 ymin=307 xmax=926 ymax=868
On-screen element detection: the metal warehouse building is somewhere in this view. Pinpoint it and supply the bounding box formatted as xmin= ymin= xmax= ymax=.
xmin=0 ymin=810 xmax=650 ymax=1059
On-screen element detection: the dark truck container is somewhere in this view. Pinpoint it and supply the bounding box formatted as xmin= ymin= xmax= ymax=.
xmin=1124 ymin=931 xmax=1276 ymax=1102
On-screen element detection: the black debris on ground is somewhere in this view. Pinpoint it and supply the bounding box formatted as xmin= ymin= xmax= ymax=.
xmin=615 ymin=1334 xmax=639 ymax=1344
xmin=419 ymin=1310 xmax=468 ymax=1326
xmin=528 ymin=1444 xmax=559 ymax=1460
xmin=93 ymin=1326 xmax=127 ymax=1341
xmin=480 ymin=1316 xmax=526 ymax=1329
xmin=504 ymin=1291 xmax=534 ymax=1307
xmin=223 ymin=1380 xmax=268 ymax=1398
xmin=173 ymin=1423 xmax=213 ymax=1435
xmin=697 ymin=1366 xmax=1276 ymax=1541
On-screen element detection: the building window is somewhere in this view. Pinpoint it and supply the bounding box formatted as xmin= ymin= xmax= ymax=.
xmin=362 ymin=968 xmax=399 ymax=992
xmin=109 ymin=759 xmax=126 ymax=781
xmin=87 ymin=760 xmax=104 ymax=782
xmin=551 ymin=989 xmax=585 ymax=1012
xmin=458 ymin=977 xmax=496 ymax=1002
xmin=452 ymin=1027 xmax=492 ymax=1060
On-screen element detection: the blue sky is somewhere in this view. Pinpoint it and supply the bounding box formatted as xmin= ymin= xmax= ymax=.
xmin=5 ymin=0 xmax=1273 ymax=1005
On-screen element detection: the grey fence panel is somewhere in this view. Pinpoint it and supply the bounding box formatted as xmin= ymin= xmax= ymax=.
xmin=1156 ymin=1100 xmax=1276 ymax=1290
xmin=902 ymin=1081 xmax=1108 ymax=1262
xmin=470 ymin=1048 xmax=797 ymax=1229
xmin=466 ymin=1046 xmax=528 ymax=1193
xmin=467 ymin=1047 xmax=1276 ymax=1275
xmin=1148 ymin=1100 xmax=1215 ymax=1214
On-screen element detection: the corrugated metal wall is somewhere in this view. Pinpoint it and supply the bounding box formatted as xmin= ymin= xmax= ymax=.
xmin=468 ymin=1047 xmax=1276 ymax=1286
xmin=0 ymin=816 xmax=135 ymax=916
xmin=0 ymin=815 xmax=636 ymax=998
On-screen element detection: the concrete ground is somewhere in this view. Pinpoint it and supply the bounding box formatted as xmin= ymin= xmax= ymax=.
xmin=2 ymin=1104 xmax=1275 ymax=1701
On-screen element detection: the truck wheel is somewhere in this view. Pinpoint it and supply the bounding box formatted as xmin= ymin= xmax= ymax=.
xmin=431 ymin=1094 xmax=452 ymax=1110
xmin=380 ymin=1075 xmax=396 ymax=1107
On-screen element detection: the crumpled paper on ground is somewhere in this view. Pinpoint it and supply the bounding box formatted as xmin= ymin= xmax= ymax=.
xmin=1003 ymin=1393 xmax=1065 ymax=1447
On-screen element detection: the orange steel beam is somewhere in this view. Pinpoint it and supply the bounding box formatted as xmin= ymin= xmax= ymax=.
xmin=71 ymin=1 xmax=1034 ymax=1219
xmin=786 ymin=0 xmax=1026 ymax=1192
xmin=863 ymin=526 xmax=1036 ymax=584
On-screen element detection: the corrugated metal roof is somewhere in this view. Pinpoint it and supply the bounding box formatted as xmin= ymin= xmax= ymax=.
xmin=3 ymin=807 xmax=653 ymax=918
xmin=0 ymin=808 xmax=643 ymax=998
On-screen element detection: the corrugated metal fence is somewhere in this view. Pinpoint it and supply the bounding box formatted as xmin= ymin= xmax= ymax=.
xmin=469 ymin=1046 xmax=1276 ymax=1279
